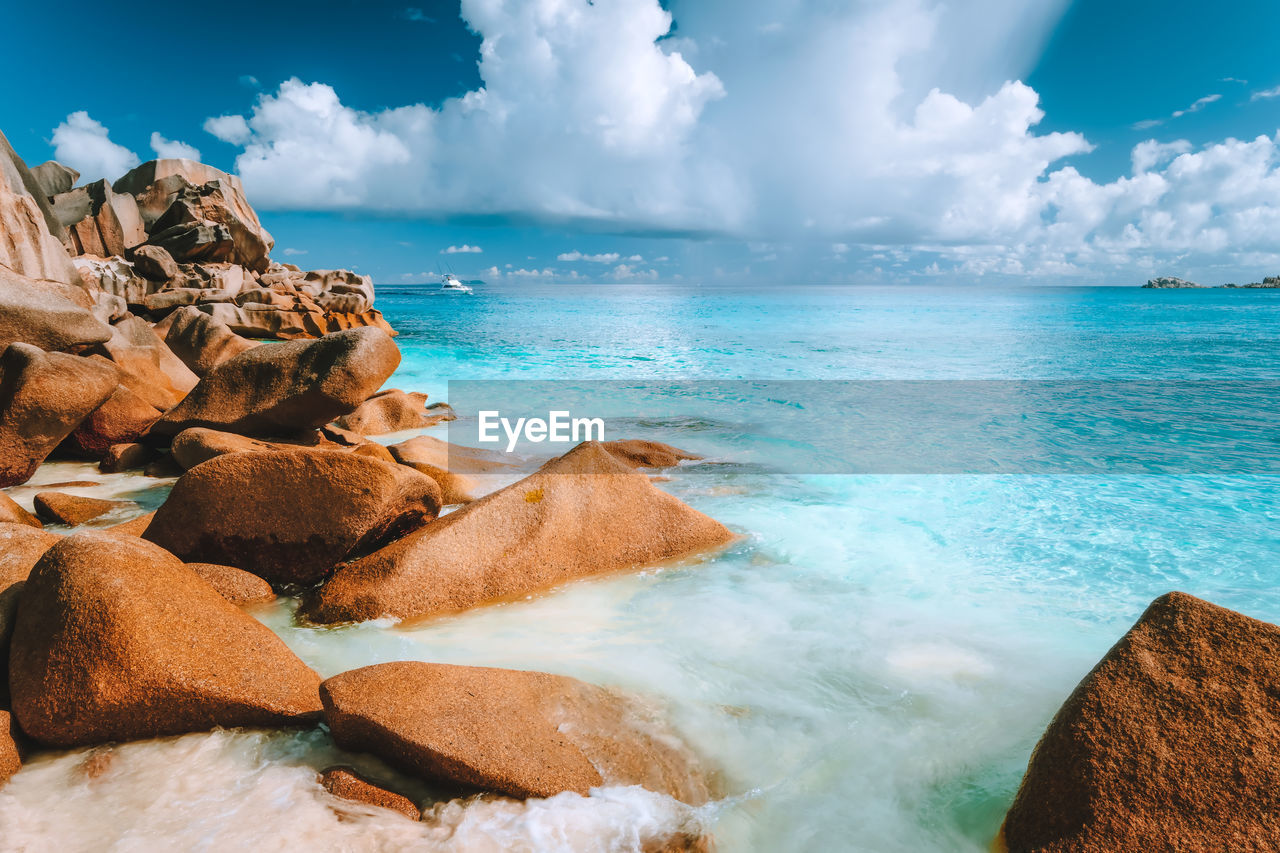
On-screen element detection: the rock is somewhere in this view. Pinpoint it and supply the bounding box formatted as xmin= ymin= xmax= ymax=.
xmin=144 ymin=449 xmax=442 ymax=586
xmin=392 ymin=459 xmax=476 ymax=506
xmin=151 ymin=327 xmax=401 ymax=439
xmin=260 ymin=266 xmax=375 ymax=312
xmin=169 ymin=427 xmax=288 ymax=470
xmin=89 ymin=290 xmax=129 ymax=325
xmin=0 ymin=264 xmax=112 ymax=352
xmin=320 ymin=661 xmax=710 ymax=803
xmin=386 ymin=435 xmax=516 ymax=474
xmin=306 ymin=442 xmax=734 ymax=624
xmin=0 ymin=524 xmax=63 ymax=705
xmin=33 ymin=492 xmax=131 ymax=526
xmin=8 ymin=532 xmax=323 ymax=748
xmin=1002 ymin=592 xmax=1280 ymax=852
xmin=114 ymin=159 xmax=241 ymax=199
xmin=29 ymin=160 xmax=79 ymax=198
xmin=350 ymin=442 xmax=398 ymax=465
xmin=0 ymin=130 xmax=80 ymax=287
xmin=0 ymin=343 xmax=118 ymax=486
xmin=61 ymin=385 xmax=161 ymax=458
xmin=148 ymin=221 xmax=235 ymax=266
xmin=129 ymin=245 xmax=178 ymax=282
xmin=148 ymin=182 xmax=272 ymax=272
xmin=98 ymin=442 xmax=155 ymax=473
xmin=72 ymin=255 xmax=153 ymax=305
xmin=64 ymin=180 xmax=147 ymax=257
xmin=601 ymin=440 xmax=702 ymax=469
xmin=99 ymin=315 xmax=198 ymax=409
xmin=196 ymin=302 xmax=397 ymax=341
xmin=333 ymin=390 xmax=454 ymax=435
xmin=0 ymin=492 xmax=41 ymax=528
xmin=162 ymin=306 xmax=258 ymax=377
xmin=186 ymin=563 xmax=275 ymax=607
xmin=0 ymin=710 xmax=19 ymax=787
xmin=1142 ymin=276 xmax=1203 ymax=289
xmin=144 ymin=456 xmax=183 ymax=478
xmin=319 ymin=766 xmax=420 ymax=820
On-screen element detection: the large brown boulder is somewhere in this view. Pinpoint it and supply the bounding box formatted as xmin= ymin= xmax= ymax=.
xmin=0 ymin=710 xmax=19 ymax=787
xmin=1002 ymin=592 xmax=1280 ymax=852
xmin=163 ymin=306 xmax=258 ymax=376
xmin=0 ymin=492 xmax=40 ymax=528
xmin=63 ymin=179 xmax=147 ymax=257
xmin=0 ymin=130 xmax=80 ymax=287
xmin=186 ymin=563 xmax=275 ymax=607
xmin=332 ymin=389 xmax=452 ymax=435
xmin=99 ymin=315 xmax=198 ymax=409
xmin=306 ymin=442 xmax=734 ymax=624
xmin=8 ymin=532 xmax=323 ymax=748
xmin=148 ymin=182 xmax=272 ymax=272
xmin=130 ymin=244 xmax=179 ymax=282
xmin=144 ymin=449 xmax=442 ymax=586
xmin=0 ymin=264 xmax=112 ymax=352
xmin=0 ymin=524 xmax=62 ymax=704
xmin=151 ymin=327 xmax=401 ymax=439
xmin=61 ymin=384 xmax=161 ymax=458
xmin=320 ymin=661 xmax=710 ymax=803
xmin=386 ymin=434 xmax=516 ymax=474
xmin=169 ymin=427 xmax=290 ymax=470
xmin=0 ymin=343 xmax=118 ymax=486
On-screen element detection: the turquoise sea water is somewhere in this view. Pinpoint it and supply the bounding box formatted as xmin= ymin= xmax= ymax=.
xmin=361 ymin=283 xmax=1280 ymax=851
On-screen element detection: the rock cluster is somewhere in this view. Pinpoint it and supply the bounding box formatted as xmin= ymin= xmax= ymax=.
xmin=1141 ymin=276 xmax=1202 ymax=288
xmin=0 ymin=130 xmax=726 ymax=853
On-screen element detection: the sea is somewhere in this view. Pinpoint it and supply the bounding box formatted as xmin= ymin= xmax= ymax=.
xmin=1 ymin=283 xmax=1278 ymax=852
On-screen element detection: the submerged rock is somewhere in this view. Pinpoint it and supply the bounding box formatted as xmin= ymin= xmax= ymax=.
xmin=144 ymin=449 xmax=442 ymax=586
xmin=0 ymin=343 xmax=118 ymax=487
xmin=186 ymin=562 xmax=276 ymax=607
xmin=1002 ymin=592 xmax=1280 ymax=852
xmin=319 ymin=766 xmax=421 ymax=821
xmin=8 ymin=532 xmax=323 ymax=748
xmin=306 ymin=441 xmax=734 ymax=624
xmin=320 ymin=661 xmax=711 ymax=803
xmin=33 ymin=492 xmax=130 ymax=526
xmin=151 ymin=327 xmax=401 ymax=439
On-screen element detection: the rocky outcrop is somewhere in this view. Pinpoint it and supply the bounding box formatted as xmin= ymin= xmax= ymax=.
xmin=71 ymin=255 xmax=153 ymax=305
xmin=0 ymin=343 xmax=118 ymax=486
xmin=0 ymin=524 xmax=63 ymax=704
xmin=29 ymin=160 xmax=78 ymax=198
xmin=320 ymin=661 xmax=710 ymax=803
xmin=1002 ymin=592 xmax=1280 ymax=852
xmin=130 ymin=244 xmax=179 ymax=282
xmin=8 ymin=532 xmax=323 ymax=748
xmin=1223 ymin=276 xmax=1280 ymax=288
xmin=601 ymin=439 xmax=702 ymax=469
xmin=98 ymin=315 xmax=198 ymax=410
xmin=1142 ymin=276 xmax=1202 ymax=288
xmin=0 ymin=264 xmax=112 ymax=352
xmin=144 ymin=449 xmax=442 ymax=586
xmin=169 ymin=427 xmax=293 ymax=470
xmin=0 ymin=130 xmax=80 ymax=287
xmin=0 ymin=493 xmax=41 ymax=528
xmin=33 ymin=492 xmax=130 ymax=526
xmin=163 ymin=307 xmax=259 ymax=376
xmin=319 ymin=766 xmax=420 ymax=820
xmin=99 ymin=442 xmax=155 ymax=473
xmin=332 ymin=390 xmax=453 ymax=435
xmin=305 ymin=442 xmax=734 ymax=624
xmin=59 ymin=179 xmax=147 ymax=257
xmin=186 ymin=562 xmax=276 ymax=607
xmin=61 ymin=384 xmax=161 ymax=458
xmin=151 ymin=327 xmax=401 ymax=439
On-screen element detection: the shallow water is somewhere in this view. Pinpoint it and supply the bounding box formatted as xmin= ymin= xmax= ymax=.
xmin=3 ymin=284 xmax=1279 ymax=851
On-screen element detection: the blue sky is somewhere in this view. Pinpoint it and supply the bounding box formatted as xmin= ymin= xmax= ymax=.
xmin=6 ymin=0 xmax=1280 ymax=286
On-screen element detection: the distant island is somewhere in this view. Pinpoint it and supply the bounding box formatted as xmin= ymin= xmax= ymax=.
xmin=1143 ymin=276 xmax=1280 ymax=288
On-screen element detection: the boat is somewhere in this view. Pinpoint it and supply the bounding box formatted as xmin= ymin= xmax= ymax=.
xmin=441 ymin=273 xmax=473 ymax=294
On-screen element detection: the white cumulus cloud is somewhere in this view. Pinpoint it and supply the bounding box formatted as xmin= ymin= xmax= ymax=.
xmin=51 ymin=112 xmax=140 ymax=181
xmin=558 ymin=251 xmax=622 ymax=262
xmin=443 ymin=244 xmax=483 ymax=253
xmin=204 ymin=114 xmax=253 ymax=145
xmin=150 ymin=132 xmax=201 ymax=161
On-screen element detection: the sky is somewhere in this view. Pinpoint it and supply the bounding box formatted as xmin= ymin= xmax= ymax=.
xmin=6 ymin=0 xmax=1280 ymax=286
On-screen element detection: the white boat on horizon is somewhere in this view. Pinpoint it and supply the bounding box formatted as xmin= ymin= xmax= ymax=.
xmin=441 ymin=273 xmax=474 ymax=294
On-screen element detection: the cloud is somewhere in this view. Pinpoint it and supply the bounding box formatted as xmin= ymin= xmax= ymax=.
xmin=557 ymin=251 xmax=621 ymax=262
xmin=240 ymin=75 xmax=261 ymax=89
xmin=1132 ymin=93 xmax=1222 ymax=129
xmin=51 ymin=112 xmax=140 ymax=181
xmin=282 ymin=247 xmax=307 ymax=256
xmin=1251 ymin=85 xmax=1280 ymax=101
xmin=611 ymin=264 xmax=659 ymax=280
xmin=204 ymin=114 xmax=253 ymax=145
xmin=442 ymin=244 xmax=482 ymax=253
xmin=403 ymin=7 xmax=435 ymax=23
xmin=150 ymin=132 xmax=201 ymax=160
